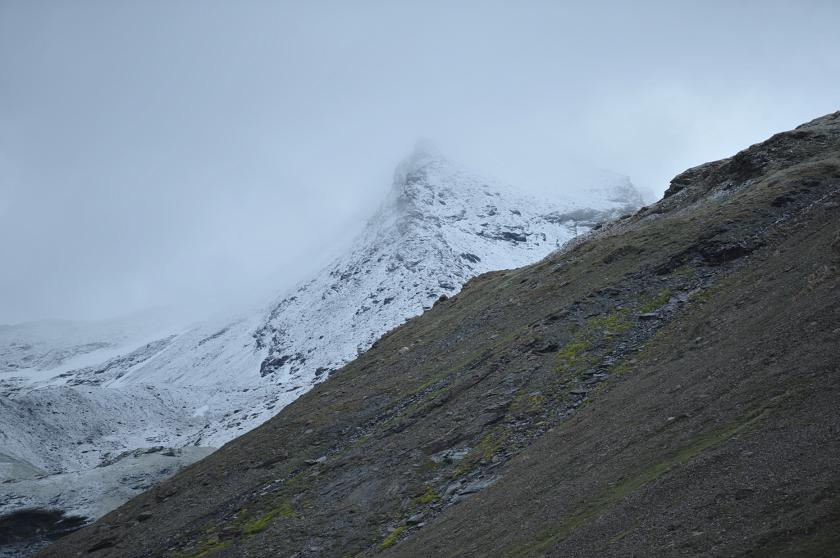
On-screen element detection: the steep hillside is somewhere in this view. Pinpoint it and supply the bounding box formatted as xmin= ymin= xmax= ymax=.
xmin=1 ymin=147 xmax=637 ymax=461
xmin=1 ymin=147 xmax=640 ymax=553
xmin=37 ymin=112 xmax=840 ymax=558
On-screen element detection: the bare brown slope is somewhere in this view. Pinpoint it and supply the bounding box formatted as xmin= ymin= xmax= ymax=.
xmin=40 ymin=112 xmax=840 ymax=558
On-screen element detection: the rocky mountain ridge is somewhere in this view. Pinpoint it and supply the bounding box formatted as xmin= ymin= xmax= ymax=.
xmin=32 ymin=112 xmax=840 ymax=558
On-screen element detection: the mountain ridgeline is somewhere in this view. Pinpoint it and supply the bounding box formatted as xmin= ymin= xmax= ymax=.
xmin=0 ymin=146 xmax=641 ymax=553
xmin=39 ymin=113 xmax=840 ymax=557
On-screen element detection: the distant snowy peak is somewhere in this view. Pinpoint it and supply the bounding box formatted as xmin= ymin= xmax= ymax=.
xmin=389 ymin=143 xmax=531 ymax=212
xmin=388 ymin=145 xmax=642 ymax=228
xmin=254 ymin=149 xmax=643 ymax=381
xmin=570 ymin=171 xmax=644 ymax=212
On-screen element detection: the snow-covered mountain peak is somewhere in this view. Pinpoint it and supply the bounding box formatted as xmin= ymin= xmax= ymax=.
xmin=388 ymin=145 xmax=644 ymax=232
xmin=0 ymin=150 xmax=644 ymax=527
xmin=390 ymin=143 xmax=457 ymax=209
xmin=386 ymin=147 xmax=533 ymax=230
xmin=253 ymin=153 xmax=642 ymax=385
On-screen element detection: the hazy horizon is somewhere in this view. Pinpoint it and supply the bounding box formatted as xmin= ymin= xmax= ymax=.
xmin=1 ymin=0 xmax=838 ymax=324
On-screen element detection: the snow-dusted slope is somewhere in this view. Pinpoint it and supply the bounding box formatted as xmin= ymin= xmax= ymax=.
xmin=254 ymin=147 xmax=641 ymax=385
xmin=0 ymin=312 xmax=185 ymax=392
xmin=0 ymin=147 xmax=642 ymax=525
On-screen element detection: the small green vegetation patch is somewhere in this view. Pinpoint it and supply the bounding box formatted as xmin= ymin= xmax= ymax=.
xmin=452 ymin=428 xmax=510 ymax=477
xmin=237 ymin=501 xmax=295 ymax=537
xmin=411 ymin=485 xmax=438 ymax=505
xmin=527 ymin=393 xmax=546 ymax=407
xmin=475 ymin=429 xmax=507 ymax=461
xmin=553 ymin=338 xmax=598 ymax=375
xmin=379 ymin=525 xmax=407 ymax=551
xmin=589 ymin=308 xmax=634 ymax=334
xmin=638 ymin=288 xmax=673 ymax=313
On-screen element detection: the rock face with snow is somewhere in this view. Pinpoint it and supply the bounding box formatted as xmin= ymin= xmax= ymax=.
xmin=0 ymin=147 xmax=642 ymax=539
xmin=254 ymin=146 xmax=641 ymax=385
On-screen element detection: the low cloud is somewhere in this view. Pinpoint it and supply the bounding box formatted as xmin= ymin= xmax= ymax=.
xmin=1 ymin=0 xmax=837 ymax=323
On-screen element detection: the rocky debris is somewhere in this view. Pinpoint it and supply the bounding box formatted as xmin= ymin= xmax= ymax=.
xmin=459 ymin=477 xmax=498 ymax=495
xmin=431 ymin=448 xmax=471 ymax=464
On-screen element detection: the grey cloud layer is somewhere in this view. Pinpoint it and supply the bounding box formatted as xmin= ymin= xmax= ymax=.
xmin=1 ymin=0 xmax=838 ymax=322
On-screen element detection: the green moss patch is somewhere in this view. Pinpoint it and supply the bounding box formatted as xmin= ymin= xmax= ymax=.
xmin=411 ymin=485 xmax=438 ymax=505
xmin=379 ymin=525 xmax=407 ymax=551
xmin=235 ymin=501 xmax=295 ymax=538
xmin=638 ymin=288 xmax=673 ymax=313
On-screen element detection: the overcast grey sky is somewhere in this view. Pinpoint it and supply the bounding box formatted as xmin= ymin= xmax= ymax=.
xmin=1 ymin=0 xmax=838 ymax=324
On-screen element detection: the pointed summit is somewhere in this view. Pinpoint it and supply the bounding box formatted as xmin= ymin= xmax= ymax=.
xmin=392 ymin=138 xmax=448 ymax=189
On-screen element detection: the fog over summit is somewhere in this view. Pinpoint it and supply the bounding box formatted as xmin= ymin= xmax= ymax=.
xmin=0 ymin=1 xmax=838 ymax=323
